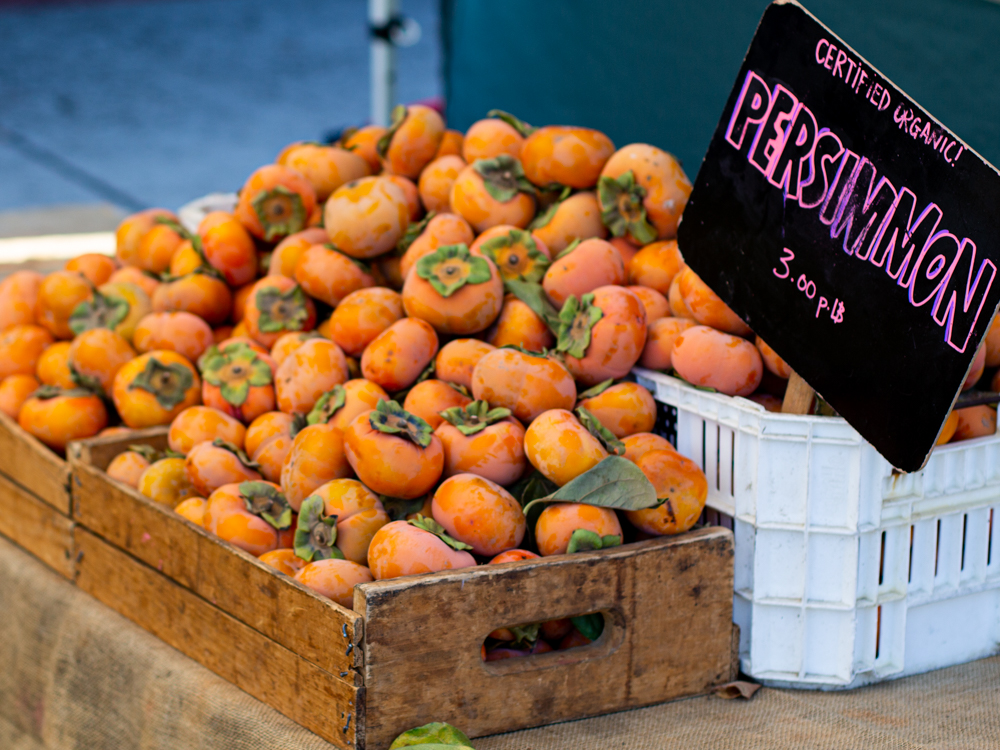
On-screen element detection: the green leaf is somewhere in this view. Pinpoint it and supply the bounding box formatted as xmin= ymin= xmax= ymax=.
xmin=438 ymin=400 xmax=512 ymax=436
xmin=577 ymin=379 xmax=615 ymax=400
xmin=554 ymin=237 xmax=581 ymax=260
xmin=527 ymin=200 xmax=559 ymax=231
xmin=522 ymin=456 xmax=658 ymax=522
xmin=290 ymin=412 xmax=308 ymax=438
xmin=389 ymin=721 xmax=475 ymax=749
xmin=669 ymin=369 xmax=718 ymax=393
xmin=407 ymin=514 xmax=473 ymax=551
xmin=575 ymin=406 xmax=625 ymax=456
xmin=127 ymin=357 xmax=194 ymax=410
xmin=509 ymin=622 xmax=540 ymax=646
xmin=478 ymin=229 xmax=549 ymax=285
xmin=239 ymin=481 xmax=292 ymax=530
xmin=379 ymin=494 xmax=428 ymax=522
xmin=31 ymin=385 xmax=95 ymax=400
xmin=565 ymin=528 xmax=622 ymax=554
xmin=555 ymin=293 xmax=603 ymax=359
xmin=570 ymin=613 xmax=605 ymax=642
xmin=307 ymin=385 xmax=347 ymax=425
xmin=397 ymin=212 xmax=435 ymax=254
xmin=251 ymin=185 xmax=307 ymax=242
xmin=68 ymin=363 xmax=106 ymax=399
xmin=486 ymin=109 xmax=536 ymax=137
xmin=293 ymin=494 xmax=342 ymax=562
xmin=255 ymin=283 xmax=310 ymax=333
xmin=69 ymin=290 xmax=130 ymax=335
xmin=507 ymin=470 xmax=557 ymax=508
xmin=212 ymin=439 xmax=260 ymax=470
xmin=376 ymin=104 xmax=407 ymax=159
xmin=126 ymin=444 xmax=161 ymax=463
xmin=597 ymin=171 xmax=657 ymax=244
xmin=415 ymin=244 xmax=492 ymax=297
xmin=504 ymin=279 xmax=561 ymax=333
xmin=153 ymin=215 xmax=193 ymax=241
xmin=369 ymin=399 xmax=434 ymax=448
xmin=472 ymin=155 xmax=536 ymax=203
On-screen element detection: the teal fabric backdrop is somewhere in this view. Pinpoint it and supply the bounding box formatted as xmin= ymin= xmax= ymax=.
xmin=442 ymin=0 xmax=1000 ymax=177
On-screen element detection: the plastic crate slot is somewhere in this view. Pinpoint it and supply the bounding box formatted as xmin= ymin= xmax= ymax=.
xmin=961 ymin=514 xmax=968 ymax=571
xmin=908 ymin=525 xmax=914 ymax=584
xmin=716 ymin=423 xmax=721 ymax=491
xmin=989 ymin=508 xmax=994 ymax=567
xmin=729 ymin=430 xmax=735 ymax=497
xmin=934 ymin=519 xmax=942 ymax=577
xmin=875 ymin=604 xmax=882 ymax=660
xmin=879 ymin=531 xmax=886 ymax=586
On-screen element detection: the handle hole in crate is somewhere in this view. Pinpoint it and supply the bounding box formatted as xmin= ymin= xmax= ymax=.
xmin=481 ymin=610 xmax=623 ymax=674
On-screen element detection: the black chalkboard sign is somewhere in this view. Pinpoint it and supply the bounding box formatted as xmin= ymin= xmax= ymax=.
xmin=677 ymin=0 xmax=1000 ymax=471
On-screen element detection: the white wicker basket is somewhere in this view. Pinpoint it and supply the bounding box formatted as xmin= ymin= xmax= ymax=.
xmin=634 ymin=367 xmax=1000 ymax=688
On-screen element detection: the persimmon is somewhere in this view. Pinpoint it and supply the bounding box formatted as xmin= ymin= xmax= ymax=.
xmin=268 ymin=227 xmax=329 ymax=278
xmin=367 ymin=519 xmax=476 ymax=580
xmin=342 ymin=124 xmax=387 ymax=173
xmin=964 ymin=345 xmax=986 ymax=390
xmin=235 ymin=164 xmax=317 ymax=242
xmin=463 ymin=117 xmax=525 ymax=163
xmin=294 ymin=559 xmax=373 ymax=608
xmin=65 ymin=253 xmax=116 ymax=286
xmin=242 ymin=275 xmax=317 ymax=349
xmin=267 ymin=331 xmax=316 ymax=366
xmin=201 ymin=341 xmax=276 ymax=423
xmin=327 ymin=287 xmax=404 ymax=357
xmin=668 ymin=271 xmax=694 ymax=319
xmin=622 ymin=432 xmax=675 ymax=464
xmin=678 ymin=267 xmax=751 ymax=336
xmin=36 ymin=341 xmax=74 ymax=389
xmin=306 ymin=379 xmax=390 ymax=433
xmin=435 ymin=400 xmax=527 ymax=486
xmin=953 ymin=405 xmax=996 ymax=441
xmin=186 ymin=439 xmax=263 ymax=496
xmin=0 ymin=270 xmax=42 ymax=331
xmin=626 ymin=449 xmax=707 ymax=535
xmin=73 ymin=281 xmax=153 ymax=343
xmin=639 ymin=317 xmax=696 ymax=371
xmin=106 ymin=446 xmax=155 ymax=488
xmin=755 ymin=337 xmax=792 ymax=379
xmin=672 ymin=325 xmax=763 ymax=397
xmin=18 ymin=387 xmax=107 ymax=450
xmin=67 ymin=328 xmax=136 ymax=395
xmin=383 ymin=174 xmax=423 ymax=222
xmin=558 ymin=629 xmax=593 ymax=650
xmin=473 ymin=228 xmax=552 ymax=294
xmin=115 ymin=208 xmax=180 ymax=269
xmin=521 ymin=126 xmax=614 ymax=189
xmin=300 ymin=478 xmax=390 ymax=565
xmin=0 ymin=324 xmax=53 ymax=379
xmin=361 ymin=317 xmax=438 ymax=393
xmin=434 ymin=339 xmax=495 ymax=390
xmin=437 ymin=129 xmax=464 ymax=158
xmin=36 ymin=270 xmax=92 ymax=340
xmin=489 ymin=549 xmax=539 ymax=564
xmin=486 ymin=295 xmax=555 ymax=351
xmin=378 ymin=104 xmax=445 ymax=178
xmin=133 ymin=311 xmax=214 ymax=363
xmin=530 ymin=191 xmax=607 ymax=255
xmin=535 ymin=502 xmax=622 ymax=557
xmin=417 ymin=155 xmax=466 ymax=213
xmin=399 ymin=213 xmax=475 ymax=280
xmin=542 ymin=238 xmax=626 ymax=308
xmin=294 ymin=244 xmax=376 ymax=309
xmin=247 ymin=426 xmax=295 ymax=483
xmin=324 ymin=176 xmax=410 ymax=259
xmin=748 ymin=393 xmax=784 ymax=413
xmin=0 ymin=374 xmax=39 ymax=418
xmin=471 ymin=347 xmax=576 ymax=424
xmin=576 ymin=380 xmax=656 ymax=438
xmin=432 ymin=473 xmax=525 ymax=556
xmin=97 ymin=426 xmax=132 ymax=438
xmin=280 ymin=422 xmax=352 ymax=510
xmin=557 ymin=287 xmax=647 ymax=386
xmin=135 ymin=219 xmax=186 ymax=274
xmin=402 ymin=244 xmax=505 ymax=335
xmin=108 ymin=265 xmax=160 ymax=299
xmin=197 ymin=211 xmax=258 ymax=287
xmin=983 ymin=313 xmax=1000 ymax=367
xmin=213 ymin=326 xmax=234 ymax=343
xmin=627 ymin=240 xmax=684 ymax=295
xmin=168 ymin=405 xmax=245 ymax=455
xmin=204 ymin=481 xmax=293 ymax=556
xmin=112 ymin=350 xmax=201 ymax=428
xmin=610 ymin=237 xmax=640 ymax=268
xmin=344 ymin=400 xmax=444 ymax=499
xmin=450 ymin=158 xmax=536 ymax=233
xmin=599 ymin=144 xmax=691 ymax=243
xmin=936 ymin=410 xmax=960 ymax=446
xmin=274 ymin=339 xmax=349 ymax=415
xmin=245 ymin=411 xmax=293 ymax=456
xmin=628 ymin=285 xmax=670 ymax=322
xmin=168 ymin=239 xmax=204 ymax=278
xmin=136 ymin=456 xmax=197 ymax=506
xmin=152 ymin=272 xmax=233 ymax=327
xmin=259 ymin=548 xmax=305 ymax=576
xmin=277 ymin=143 xmax=370 ymax=201
xmin=524 ymin=409 xmax=607 ymax=487
xmin=403 ymin=379 xmax=471 ymax=430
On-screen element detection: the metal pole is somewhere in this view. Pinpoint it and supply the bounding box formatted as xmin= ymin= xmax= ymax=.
xmin=369 ymin=0 xmax=398 ymax=127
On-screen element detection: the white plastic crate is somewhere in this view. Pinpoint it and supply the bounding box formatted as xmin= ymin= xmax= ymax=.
xmin=633 ymin=368 xmax=1000 ymax=689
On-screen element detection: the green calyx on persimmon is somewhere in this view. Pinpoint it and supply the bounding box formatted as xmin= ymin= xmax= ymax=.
xmin=486 ymin=109 xmax=536 ymax=138
xmin=255 ymin=283 xmax=311 ymax=333
xmin=125 ymin=444 xmax=161 ymax=463
xmin=201 ymin=343 xmax=272 ymax=407
xmin=239 ymin=481 xmax=292 ymax=530
xmin=369 ymin=399 xmax=434 ymax=448
xmin=439 ymin=399 xmax=512 ymax=436
xmin=407 ymin=514 xmax=474 ymax=551
xmin=397 ymin=211 xmax=436 ymax=254
xmin=294 ymin=494 xmax=345 ymax=562
xmin=479 ymin=229 xmax=549 ymax=284
xmin=69 ymin=290 xmax=129 ymax=335
xmin=576 ymin=378 xmax=615 ymax=400
xmin=575 ymin=406 xmax=625 ymax=455
xmin=473 ymin=155 xmax=536 ymax=203
xmin=376 ymin=104 xmax=408 ymax=159
xmin=556 ymin=293 xmax=603 ymax=359
xmin=415 ymin=244 xmax=492 ymax=297
xmin=307 ymin=385 xmax=347 ymax=425
xmin=127 ymin=357 xmax=195 ymax=409
xmin=566 ymin=527 xmax=622 ymax=554
xmin=598 ymin=170 xmax=657 ymax=245
xmin=212 ymin=439 xmax=260 ymax=470
xmin=252 ymin=185 xmax=307 ymax=241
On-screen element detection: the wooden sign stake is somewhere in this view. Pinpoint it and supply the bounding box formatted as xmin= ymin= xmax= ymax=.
xmin=781 ymin=371 xmax=815 ymax=415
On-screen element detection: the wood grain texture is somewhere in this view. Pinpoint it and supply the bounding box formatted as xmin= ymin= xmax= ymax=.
xmin=74 ymin=528 xmax=363 ymax=750
xmin=70 ymin=427 xmax=170 ymax=471
xmin=0 ymin=472 xmax=75 ymax=578
xmin=69 ymin=456 xmax=363 ymax=679
xmin=0 ymin=411 xmax=71 ymax=513
xmin=781 ymin=371 xmax=816 ymax=414
xmin=356 ymin=527 xmax=735 ymax=749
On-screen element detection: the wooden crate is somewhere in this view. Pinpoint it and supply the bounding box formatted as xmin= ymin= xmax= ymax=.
xmin=69 ymin=433 xmax=737 ymax=750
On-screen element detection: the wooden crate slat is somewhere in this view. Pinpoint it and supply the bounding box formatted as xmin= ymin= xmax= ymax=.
xmin=356 ymin=527 xmax=735 ymax=748
xmin=0 ymin=411 xmax=71 ymax=513
xmin=74 ymin=527 xmax=364 ymax=750
xmin=0 ymin=471 xmax=75 ymax=578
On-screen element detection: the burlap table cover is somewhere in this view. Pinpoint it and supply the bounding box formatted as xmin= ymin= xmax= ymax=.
xmin=1 ymin=535 xmax=997 ymax=749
